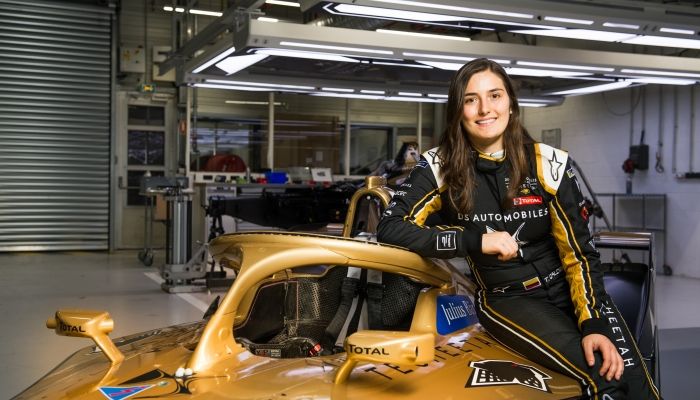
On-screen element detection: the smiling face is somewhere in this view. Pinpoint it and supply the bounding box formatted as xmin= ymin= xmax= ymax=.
xmin=461 ymin=70 xmax=511 ymax=154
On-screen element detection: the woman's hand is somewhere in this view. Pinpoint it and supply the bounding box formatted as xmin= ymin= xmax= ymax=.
xmin=481 ymin=231 xmax=519 ymax=261
xmin=582 ymin=333 xmax=624 ymax=381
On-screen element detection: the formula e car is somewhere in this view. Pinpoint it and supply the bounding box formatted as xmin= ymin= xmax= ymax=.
xmin=14 ymin=177 xmax=657 ymax=399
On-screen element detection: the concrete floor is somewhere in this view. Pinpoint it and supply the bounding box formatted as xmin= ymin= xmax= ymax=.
xmin=0 ymin=249 xmax=697 ymax=399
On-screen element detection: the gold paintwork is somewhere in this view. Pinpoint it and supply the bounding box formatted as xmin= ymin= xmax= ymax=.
xmin=17 ymin=177 xmax=583 ymax=399
xmin=46 ymin=310 xmax=124 ymax=365
xmin=342 ymin=176 xmax=393 ymax=237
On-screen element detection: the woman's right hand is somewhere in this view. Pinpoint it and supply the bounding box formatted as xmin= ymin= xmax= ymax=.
xmin=482 ymin=231 xmax=519 ymax=261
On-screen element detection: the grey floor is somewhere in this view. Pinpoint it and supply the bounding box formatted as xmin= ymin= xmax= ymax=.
xmin=0 ymin=250 xmax=697 ymax=399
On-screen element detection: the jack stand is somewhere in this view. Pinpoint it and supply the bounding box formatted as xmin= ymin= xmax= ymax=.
xmin=160 ymin=243 xmax=209 ymax=293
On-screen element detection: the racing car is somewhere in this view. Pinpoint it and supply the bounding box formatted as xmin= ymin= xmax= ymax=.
xmin=14 ymin=177 xmax=657 ymax=399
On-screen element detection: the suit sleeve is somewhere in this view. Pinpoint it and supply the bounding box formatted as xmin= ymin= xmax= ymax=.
xmin=376 ymin=157 xmax=482 ymax=258
xmin=547 ymin=157 xmax=607 ymax=336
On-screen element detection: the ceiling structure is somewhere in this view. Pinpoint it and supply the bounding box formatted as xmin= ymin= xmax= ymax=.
xmin=161 ymin=0 xmax=700 ymax=107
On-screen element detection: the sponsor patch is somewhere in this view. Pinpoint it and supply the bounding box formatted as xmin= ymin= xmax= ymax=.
xmin=436 ymin=295 xmax=478 ymax=335
xmin=513 ymin=195 xmax=543 ymax=206
xmin=566 ymin=167 xmax=576 ymax=178
xmin=99 ymin=385 xmax=153 ymax=400
xmin=436 ymin=231 xmax=457 ymax=251
xmin=466 ymin=360 xmax=551 ymax=392
xmin=580 ymin=205 xmax=590 ymax=221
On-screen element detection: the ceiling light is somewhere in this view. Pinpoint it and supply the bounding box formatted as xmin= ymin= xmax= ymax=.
xmin=163 ymin=6 xmax=185 ymax=12
xmin=193 ymin=46 xmax=237 ymax=73
xmin=207 ymin=79 xmax=315 ymax=90
xmin=257 ymin=17 xmax=279 ymax=22
xmin=622 ymin=35 xmax=700 ymax=50
xmin=416 ymin=60 xmax=463 ymax=70
xmin=505 ymin=67 xmax=591 ymax=77
xmin=511 ymin=28 xmax=638 ymax=42
xmin=312 ymin=92 xmax=384 ymax=100
xmin=189 ymin=9 xmax=223 ymax=17
xmin=628 ymin=77 xmax=696 ymax=85
xmin=659 ymin=27 xmax=694 ymax=35
xmin=619 ymin=69 xmax=700 ymax=78
xmin=225 ymin=100 xmax=284 ymax=105
xmin=255 ymin=48 xmax=359 ymax=62
xmin=371 ymin=61 xmax=433 ymax=69
xmin=265 ymin=0 xmax=300 ymax=6
xmin=428 ymin=94 xmax=448 ymax=98
xmin=547 ymin=81 xmax=632 ymax=96
xmin=519 ymin=102 xmax=549 ymax=107
xmin=280 ymin=40 xmax=394 ymax=55
xmin=215 ymin=54 xmax=268 ymax=75
xmin=602 ymin=22 xmax=639 ymax=30
xmin=376 ymin=29 xmax=471 ymax=42
xmin=322 ymin=87 xmax=355 ymax=92
xmin=403 ymin=52 xmax=474 ymax=62
xmin=194 ymin=83 xmax=271 ymax=91
xmin=399 ymin=91 xmax=421 ymax=96
xmin=384 ymin=96 xmax=445 ymax=103
xmin=360 ymin=90 xmax=385 ymax=94
xmin=329 ymin=4 xmax=469 ymax=22
xmin=516 ymin=61 xmax=614 ymax=72
xmin=543 ymin=16 xmax=593 ymax=25
xmin=368 ymin=0 xmax=534 ymax=19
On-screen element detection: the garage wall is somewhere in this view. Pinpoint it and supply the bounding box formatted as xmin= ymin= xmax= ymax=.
xmin=524 ymin=86 xmax=700 ymax=279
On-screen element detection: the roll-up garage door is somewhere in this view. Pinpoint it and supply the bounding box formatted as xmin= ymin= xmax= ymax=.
xmin=0 ymin=0 xmax=113 ymax=251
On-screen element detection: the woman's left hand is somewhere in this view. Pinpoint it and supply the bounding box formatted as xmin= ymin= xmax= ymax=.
xmin=581 ymin=333 xmax=624 ymax=381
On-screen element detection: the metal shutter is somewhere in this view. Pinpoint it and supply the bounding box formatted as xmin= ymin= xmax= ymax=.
xmin=0 ymin=0 xmax=113 ymax=251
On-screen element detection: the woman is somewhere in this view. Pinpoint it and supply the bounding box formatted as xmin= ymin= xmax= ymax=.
xmin=376 ymin=58 xmax=660 ymax=400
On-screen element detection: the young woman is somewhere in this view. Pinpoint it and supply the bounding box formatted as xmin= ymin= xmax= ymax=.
xmin=376 ymin=58 xmax=660 ymax=400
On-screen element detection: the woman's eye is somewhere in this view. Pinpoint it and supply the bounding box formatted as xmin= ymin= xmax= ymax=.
xmin=491 ymin=92 xmax=502 ymax=100
xmin=465 ymin=97 xmax=477 ymax=104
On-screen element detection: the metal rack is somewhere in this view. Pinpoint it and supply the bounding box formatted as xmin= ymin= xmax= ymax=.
xmin=591 ymin=193 xmax=671 ymax=275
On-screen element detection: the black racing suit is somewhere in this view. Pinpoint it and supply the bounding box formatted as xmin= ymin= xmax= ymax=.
xmin=376 ymin=143 xmax=660 ymax=400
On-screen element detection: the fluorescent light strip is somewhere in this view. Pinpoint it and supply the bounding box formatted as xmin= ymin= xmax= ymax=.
xmin=543 ymin=16 xmax=593 ymax=25
xmin=516 ymin=61 xmax=614 ymax=72
xmin=603 ymin=22 xmax=639 ymax=30
xmin=416 ymin=60 xmax=463 ymax=70
xmin=163 ymin=6 xmax=185 ymax=12
xmin=619 ymin=69 xmax=700 ymax=79
xmin=330 ymin=3 xmax=469 ymax=22
xmin=511 ymin=29 xmax=638 ymax=42
xmin=193 ymin=46 xmax=237 ymax=73
xmin=371 ymin=61 xmax=433 ymax=69
xmin=548 ymin=81 xmax=632 ymax=96
xmin=225 ymin=100 xmax=284 ymax=105
xmin=322 ymin=87 xmax=355 ymax=92
xmin=265 ymin=0 xmax=300 ymax=7
xmin=428 ymin=94 xmax=448 ymax=98
xmin=215 ymin=54 xmax=268 ymax=75
xmin=505 ymin=67 xmax=591 ymax=77
xmin=399 ymin=91 xmax=421 ymax=96
xmin=189 ymin=9 xmax=223 ymax=17
xmin=623 ymin=35 xmax=700 ymax=50
xmin=376 ymin=29 xmax=471 ymax=42
xmin=519 ymin=103 xmax=549 ymax=107
xmin=368 ymin=0 xmax=534 ymax=19
xmin=361 ymin=90 xmax=385 ymax=94
xmin=255 ymin=48 xmax=359 ymax=63
xmin=194 ymin=83 xmax=271 ymax=91
xmin=629 ymin=77 xmax=696 ymax=85
xmin=312 ymin=92 xmax=384 ymax=100
xmin=257 ymin=17 xmax=279 ymax=22
xmin=403 ymin=52 xmax=475 ymax=62
xmin=659 ymin=27 xmax=694 ymax=35
xmin=280 ymin=40 xmax=394 ymax=55
xmin=207 ymin=79 xmax=315 ymax=90
xmin=384 ymin=96 xmax=445 ymax=103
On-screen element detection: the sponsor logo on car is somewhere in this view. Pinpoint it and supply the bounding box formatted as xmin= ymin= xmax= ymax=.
xmin=466 ymin=360 xmax=551 ymax=392
xmin=99 ymin=385 xmax=153 ymax=400
xmin=436 ymin=295 xmax=478 ymax=335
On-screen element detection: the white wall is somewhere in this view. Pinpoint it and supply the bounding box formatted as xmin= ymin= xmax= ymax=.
xmin=524 ymin=85 xmax=700 ymax=278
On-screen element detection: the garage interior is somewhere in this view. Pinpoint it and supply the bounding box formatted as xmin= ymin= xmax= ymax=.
xmin=1 ymin=0 xmax=699 ymax=398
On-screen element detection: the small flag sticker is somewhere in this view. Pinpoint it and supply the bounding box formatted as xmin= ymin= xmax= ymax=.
xmin=99 ymin=385 xmax=153 ymax=400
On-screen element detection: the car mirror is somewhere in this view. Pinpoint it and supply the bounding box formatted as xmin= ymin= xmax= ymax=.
xmin=46 ymin=309 xmax=124 ymax=365
xmin=334 ymin=330 xmax=434 ymax=384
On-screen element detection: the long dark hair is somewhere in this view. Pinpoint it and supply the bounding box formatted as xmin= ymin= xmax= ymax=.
xmin=438 ymin=58 xmax=534 ymax=214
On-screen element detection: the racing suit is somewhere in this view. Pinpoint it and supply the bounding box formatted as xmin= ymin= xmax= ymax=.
xmin=376 ymin=143 xmax=660 ymax=400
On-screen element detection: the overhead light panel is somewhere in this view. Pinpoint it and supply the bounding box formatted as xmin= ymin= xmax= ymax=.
xmin=399 ymin=91 xmax=422 ymax=96
xmin=207 ymin=79 xmax=315 ymax=90
xmin=659 ymin=27 xmax=694 ymax=35
xmin=279 ymin=41 xmax=394 ymax=55
xmin=322 ymin=87 xmax=355 ymax=92
xmin=622 ymin=35 xmax=700 ymax=50
xmin=403 ymin=52 xmax=475 ymax=62
xmin=163 ymin=6 xmax=184 ymax=12
xmin=516 ymin=61 xmax=614 ymax=72
xmin=619 ymin=69 xmax=700 ymax=79
xmin=327 ymin=4 xmax=469 ymax=23
xmin=602 ymin=22 xmax=639 ymax=30
xmin=225 ymin=100 xmax=284 ymax=106
xmin=312 ymin=92 xmax=384 ymax=100
xmin=505 ymin=67 xmax=591 ymax=78
xmin=255 ymin=48 xmax=359 ymax=63
xmin=628 ymin=77 xmax=696 ymax=85
xmin=194 ymin=83 xmax=271 ymax=91
xmin=360 ymin=90 xmax=385 ymax=94
xmin=377 ymin=29 xmax=471 ymax=42
xmin=370 ymin=60 xmax=433 ymax=69
xmin=543 ymin=16 xmax=593 ymax=25
xmin=547 ymin=81 xmax=632 ymax=96
xmin=189 ymin=9 xmax=223 ymax=17
xmin=257 ymin=17 xmax=279 ymax=22
xmin=519 ymin=103 xmax=549 ymax=107
xmin=193 ymin=46 xmax=237 ymax=73
xmin=265 ymin=0 xmax=300 ymax=6
xmin=215 ymin=54 xmax=268 ymax=75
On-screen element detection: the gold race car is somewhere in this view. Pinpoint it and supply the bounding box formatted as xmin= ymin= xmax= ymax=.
xmin=15 ymin=177 xmax=657 ymax=399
